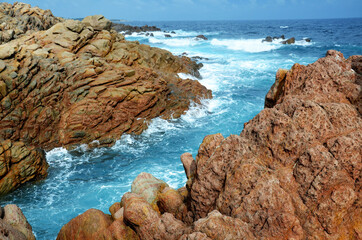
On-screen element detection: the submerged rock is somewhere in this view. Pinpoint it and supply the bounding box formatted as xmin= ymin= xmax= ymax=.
xmin=57 ymin=50 xmax=361 ymax=239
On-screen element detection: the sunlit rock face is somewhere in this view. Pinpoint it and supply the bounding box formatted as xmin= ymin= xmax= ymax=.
xmin=57 ymin=51 xmax=362 ymax=239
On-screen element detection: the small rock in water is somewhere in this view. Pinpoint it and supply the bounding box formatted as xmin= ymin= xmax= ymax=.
xmin=195 ymin=34 xmax=208 ymax=40
xmin=165 ymin=34 xmax=172 ymax=38
xmin=262 ymin=36 xmax=273 ymax=42
xmin=282 ymin=37 xmax=295 ymax=44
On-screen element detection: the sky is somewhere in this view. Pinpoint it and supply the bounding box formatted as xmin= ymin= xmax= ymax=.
xmin=3 ymin=0 xmax=362 ymax=21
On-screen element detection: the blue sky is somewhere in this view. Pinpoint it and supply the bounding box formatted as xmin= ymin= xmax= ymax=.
xmin=4 ymin=0 xmax=362 ymax=21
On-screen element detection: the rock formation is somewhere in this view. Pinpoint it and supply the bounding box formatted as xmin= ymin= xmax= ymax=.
xmin=0 ymin=140 xmax=48 ymax=195
xmin=0 ymin=16 xmax=211 ymax=151
xmin=57 ymin=50 xmax=361 ymax=239
xmin=282 ymin=37 xmax=295 ymax=44
xmin=195 ymin=35 xmax=208 ymax=41
xmin=0 ymin=2 xmax=62 ymax=44
xmin=0 ymin=3 xmax=210 ymax=194
xmin=262 ymin=35 xmax=310 ymax=44
xmin=111 ymin=23 xmax=161 ymax=35
xmin=0 ymin=204 xmax=35 ymax=240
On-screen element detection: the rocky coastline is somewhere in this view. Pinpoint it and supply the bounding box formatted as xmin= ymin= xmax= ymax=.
xmin=0 ymin=2 xmax=361 ymax=240
xmin=0 ymin=2 xmax=210 ymax=196
xmin=56 ymin=51 xmax=362 ymax=239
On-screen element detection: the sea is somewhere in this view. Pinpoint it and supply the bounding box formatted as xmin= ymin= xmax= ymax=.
xmin=0 ymin=18 xmax=361 ymax=239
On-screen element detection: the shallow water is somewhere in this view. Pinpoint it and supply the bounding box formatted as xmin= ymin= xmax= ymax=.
xmin=1 ymin=18 xmax=361 ymax=239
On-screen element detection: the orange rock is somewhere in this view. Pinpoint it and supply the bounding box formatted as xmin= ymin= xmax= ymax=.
xmin=0 ymin=140 xmax=48 ymax=195
xmin=0 ymin=15 xmax=211 ymax=150
xmin=56 ymin=209 xmax=113 ymax=240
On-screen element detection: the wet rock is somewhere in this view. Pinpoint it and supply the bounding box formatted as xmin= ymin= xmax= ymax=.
xmin=195 ymin=35 xmax=208 ymax=40
xmin=282 ymin=37 xmax=295 ymax=44
xmin=262 ymin=36 xmax=273 ymax=42
xmin=165 ymin=34 xmax=172 ymax=38
xmin=191 ymin=56 xmax=209 ymax=61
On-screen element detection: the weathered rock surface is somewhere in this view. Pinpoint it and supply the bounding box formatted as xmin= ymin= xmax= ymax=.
xmin=57 ymin=209 xmax=113 ymax=240
xmin=0 ymin=2 xmax=62 ymax=44
xmin=58 ymin=50 xmax=361 ymax=239
xmin=0 ymin=16 xmax=211 ymax=150
xmin=0 ymin=204 xmax=35 ymax=240
xmin=189 ymin=50 xmax=361 ymax=239
xmin=0 ymin=140 xmax=48 ymax=195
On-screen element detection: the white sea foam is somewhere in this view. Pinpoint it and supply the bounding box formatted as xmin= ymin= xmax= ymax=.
xmin=178 ymin=73 xmax=199 ymax=80
xmin=199 ymin=63 xmax=225 ymax=92
xmin=295 ymin=39 xmax=313 ymax=46
xmin=210 ymin=38 xmax=280 ymax=53
xmin=280 ymin=26 xmax=289 ymax=29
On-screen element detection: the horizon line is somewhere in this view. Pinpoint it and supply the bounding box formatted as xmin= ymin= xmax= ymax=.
xmin=68 ymin=16 xmax=362 ymax=22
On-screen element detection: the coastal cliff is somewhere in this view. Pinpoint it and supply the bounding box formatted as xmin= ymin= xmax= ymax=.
xmin=0 ymin=3 xmax=210 ymax=195
xmin=57 ymin=50 xmax=361 ymax=239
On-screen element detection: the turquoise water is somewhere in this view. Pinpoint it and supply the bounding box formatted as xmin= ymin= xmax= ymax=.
xmin=1 ymin=18 xmax=361 ymax=239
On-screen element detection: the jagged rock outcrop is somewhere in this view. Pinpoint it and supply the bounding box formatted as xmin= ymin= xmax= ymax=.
xmin=57 ymin=50 xmax=361 ymax=239
xmin=0 ymin=204 xmax=35 ymax=240
xmin=0 ymin=2 xmax=62 ymax=44
xmin=111 ymin=23 xmax=161 ymax=35
xmin=0 ymin=140 xmax=48 ymax=195
xmin=0 ymin=16 xmax=211 ymax=150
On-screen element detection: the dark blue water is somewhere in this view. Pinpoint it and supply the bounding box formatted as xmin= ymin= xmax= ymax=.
xmin=1 ymin=18 xmax=361 ymax=239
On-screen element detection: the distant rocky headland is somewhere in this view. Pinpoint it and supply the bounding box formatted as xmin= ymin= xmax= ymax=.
xmin=0 ymin=2 xmax=210 ymax=197
xmin=57 ymin=51 xmax=361 ymax=240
